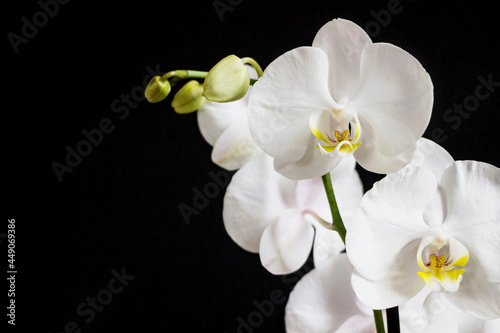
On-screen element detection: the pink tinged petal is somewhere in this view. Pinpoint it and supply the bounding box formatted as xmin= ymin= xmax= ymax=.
xmin=248 ymin=47 xmax=335 ymax=164
xmin=259 ymin=209 xmax=314 ymax=275
xmin=295 ymin=155 xmax=362 ymax=224
xmin=351 ymin=43 xmax=433 ymax=171
xmin=440 ymin=161 xmax=500 ymax=282
xmin=295 ymin=175 xmax=330 ymax=216
xmin=346 ymin=165 xmax=434 ymax=281
xmin=444 ymin=256 xmax=500 ymax=320
xmin=312 ymin=18 xmax=373 ymax=104
xmin=211 ymin=115 xmax=262 ymax=170
xmin=285 ymin=254 xmax=374 ymax=333
xmin=222 ymin=154 xmax=296 ymax=253
xmin=351 ymin=240 xmax=426 ymax=309
xmin=197 ymin=91 xmax=250 ymax=146
xmin=329 ymin=155 xmax=364 ymax=225
xmin=274 ymin=135 xmax=343 ymax=180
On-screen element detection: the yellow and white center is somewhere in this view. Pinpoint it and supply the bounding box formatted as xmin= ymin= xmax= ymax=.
xmin=416 ymin=233 xmax=469 ymax=293
xmin=309 ymin=106 xmax=362 ymax=157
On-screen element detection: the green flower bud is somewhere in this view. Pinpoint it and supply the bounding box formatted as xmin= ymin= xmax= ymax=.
xmin=145 ymin=76 xmax=171 ymax=103
xmin=171 ymin=80 xmax=206 ymax=114
xmin=203 ymin=55 xmax=250 ymax=103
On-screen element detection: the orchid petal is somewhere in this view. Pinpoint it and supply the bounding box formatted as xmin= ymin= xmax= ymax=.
xmin=312 ymin=18 xmax=373 ymax=104
xmin=259 ymin=209 xmax=314 ymax=274
xmin=222 ymin=154 xmax=296 ymax=253
xmin=346 ymin=165 xmax=433 ymax=281
xmin=248 ymin=47 xmax=335 ymax=165
xmin=351 ymin=43 xmax=433 ymax=172
xmin=440 ymin=161 xmax=500 ymax=282
xmin=400 ymin=286 xmax=489 ymax=333
xmin=412 ymin=138 xmax=454 ymax=177
xmin=351 ymin=240 xmax=425 ymax=309
xmin=274 ymin=135 xmax=343 ymax=180
xmin=211 ymin=115 xmax=262 ymax=170
xmin=311 ymin=223 xmax=344 ymax=266
xmin=285 ymin=254 xmax=373 ymax=333
xmin=197 ymin=91 xmax=249 ymax=146
xmin=484 ymin=318 xmax=500 ymax=332
xmin=353 ymin=116 xmax=417 ymax=174
xmin=444 ymin=256 xmax=500 ymax=320
xmin=295 ymin=156 xmax=360 ymax=217
xmin=329 ymin=155 xmax=364 ymax=225
xmin=417 ymin=138 xmax=455 ymax=227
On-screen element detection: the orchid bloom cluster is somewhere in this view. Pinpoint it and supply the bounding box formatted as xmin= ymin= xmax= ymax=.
xmin=146 ymin=18 xmax=500 ymax=332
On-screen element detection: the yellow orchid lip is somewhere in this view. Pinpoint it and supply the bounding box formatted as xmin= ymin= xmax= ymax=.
xmin=416 ymin=234 xmax=469 ymax=293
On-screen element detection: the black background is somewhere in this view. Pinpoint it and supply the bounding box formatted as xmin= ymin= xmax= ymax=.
xmin=4 ymin=0 xmax=500 ymax=332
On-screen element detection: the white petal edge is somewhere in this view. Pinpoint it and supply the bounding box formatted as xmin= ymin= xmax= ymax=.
xmin=351 ymin=240 xmax=426 ymax=309
xmin=197 ymin=87 xmax=250 ymax=146
xmin=312 ymin=18 xmax=373 ymax=104
xmin=259 ymin=209 xmax=315 ymax=275
xmin=285 ymin=254 xmax=373 ymax=333
xmin=222 ymin=153 xmax=296 ymax=252
xmin=440 ymin=161 xmax=500 ymax=282
xmin=211 ymin=114 xmax=263 ymax=170
xmin=248 ymin=47 xmax=335 ymax=163
xmin=352 ymin=43 xmax=433 ymax=157
xmin=346 ymin=164 xmax=434 ymax=281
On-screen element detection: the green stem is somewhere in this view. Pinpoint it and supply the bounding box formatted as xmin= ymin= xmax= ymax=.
xmin=241 ymin=57 xmax=264 ymax=77
xmin=321 ymin=173 xmax=346 ymax=244
xmin=161 ymin=69 xmax=258 ymax=87
xmin=322 ymin=172 xmax=385 ymax=333
xmin=373 ymin=309 xmax=385 ymax=333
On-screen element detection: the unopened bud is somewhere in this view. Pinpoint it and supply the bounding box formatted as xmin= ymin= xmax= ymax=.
xmin=145 ymin=76 xmax=171 ymax=103
xmin=203 ymin=55 xmax=250 ymax=103
xmin=171 ymin=80 xmax=206 ymax=114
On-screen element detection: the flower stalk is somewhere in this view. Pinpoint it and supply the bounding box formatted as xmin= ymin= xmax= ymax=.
xmin=321 ymin=172 xmax=346 ymax=244
xmin=373 ymin=309 xmax=385 ymax=333
xmin=321 ymin=172 xmax=386 ymax=333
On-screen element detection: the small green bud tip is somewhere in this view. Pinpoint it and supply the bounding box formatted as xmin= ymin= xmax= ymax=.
xmin=145 ymin=76 xmax=171 ymax=103
xmin=203 ymin=55 xmax=250 ymax=103
xmin=171 ymin=80 xmax=206 ymax=114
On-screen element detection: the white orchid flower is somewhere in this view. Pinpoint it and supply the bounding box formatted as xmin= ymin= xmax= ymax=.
xmin=247 ymin=18 xmax=433 ymax=180
xmin=222 ymin=153 xmax=363 ymax=274
xmin=285 ymin=253 xmax=385 ymax=333
xmin=346 ymin=138 xmax=500 ymax=321
xmin=197 ymin=66 xmax=262 ymax=170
